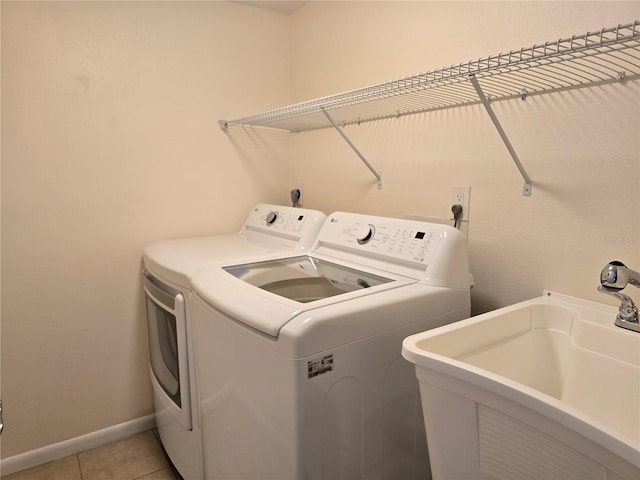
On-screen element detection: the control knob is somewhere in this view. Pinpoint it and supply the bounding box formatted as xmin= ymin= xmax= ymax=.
xmin=266 ymin=211 xmax=278 ymax=225
xmin=356 ymin=224 xmax=375 ymax=244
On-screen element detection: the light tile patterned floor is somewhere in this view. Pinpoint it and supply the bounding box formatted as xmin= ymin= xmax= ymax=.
xmin=1 ymin=430 xmax=179 ymax=480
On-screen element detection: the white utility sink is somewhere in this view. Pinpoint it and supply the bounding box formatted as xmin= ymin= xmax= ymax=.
xmin=402 ymin=291 xmax=640 ymax=480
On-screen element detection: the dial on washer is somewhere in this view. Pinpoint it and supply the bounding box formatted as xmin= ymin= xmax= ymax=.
xmin=266 ymin=211 xmax=278 ymax=225
xmin=356 ymin=224 xmax=375 ymax=244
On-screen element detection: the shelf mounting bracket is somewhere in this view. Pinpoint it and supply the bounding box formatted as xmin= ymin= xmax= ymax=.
xmin=470 ymin=75 xmax=532 ymax=196
xmin=320 ymin=107 xmax=382 ymax=189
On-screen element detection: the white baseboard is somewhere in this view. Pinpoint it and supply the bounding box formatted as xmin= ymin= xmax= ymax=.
xmin=0 ymin=414 xmax=156 ymax=476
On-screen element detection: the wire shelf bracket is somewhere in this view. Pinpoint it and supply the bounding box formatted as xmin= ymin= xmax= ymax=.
xmin=320 ymin=107 xmax=382 ymax=189
xmin=469 ymin=75 xmax=533 ymax=196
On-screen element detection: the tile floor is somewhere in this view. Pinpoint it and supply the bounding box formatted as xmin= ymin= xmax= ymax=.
xmin=1 ymin=430 xmax=179 ymax=480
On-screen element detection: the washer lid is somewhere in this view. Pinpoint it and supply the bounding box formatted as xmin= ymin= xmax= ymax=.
xmin=224 ymin=255 xmax=393 ymax=303
xmin=192 ymin=253 xmax=415 ymax=337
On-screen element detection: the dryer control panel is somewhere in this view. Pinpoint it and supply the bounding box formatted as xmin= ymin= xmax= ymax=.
xmin=241 ymin=204 xmax=327 ymax=250
xmin=313 ymin=212 xmax=472 ymax=289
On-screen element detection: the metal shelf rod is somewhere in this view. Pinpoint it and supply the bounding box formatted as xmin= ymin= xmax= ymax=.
xmin=320 ymin=107 xmax=382 ymax=189
xmin=469 ymin=75 xmax=532 ymax=196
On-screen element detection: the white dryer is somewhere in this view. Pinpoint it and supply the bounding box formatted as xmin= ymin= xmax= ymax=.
xmin=191 ymin=211 xmax=473 ymax=480
xmin=142 ymin=204 xmax=326 ymax=479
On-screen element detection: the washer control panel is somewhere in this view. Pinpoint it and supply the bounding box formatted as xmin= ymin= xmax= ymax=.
xmin=315 ymin=212 xmax=471 ymax=288
xmin=317 ymin=212 xmax=447 ymax=267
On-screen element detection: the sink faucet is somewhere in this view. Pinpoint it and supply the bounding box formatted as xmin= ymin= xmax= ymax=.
xmin=598 ymin=261 xmax=640 ymax=333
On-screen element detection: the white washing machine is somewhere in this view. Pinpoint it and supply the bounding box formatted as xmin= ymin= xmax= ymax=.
xmin=191 ymin=211 xmax=473 ymax=480
xmin=142 ymin=204 xmax=326 ymax=479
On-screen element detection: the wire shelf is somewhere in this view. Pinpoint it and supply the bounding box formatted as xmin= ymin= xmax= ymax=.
xmin=221 ymin=21 xmax=640 ymax=132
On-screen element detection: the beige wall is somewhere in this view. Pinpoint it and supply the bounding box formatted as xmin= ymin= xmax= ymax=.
xmin=1 ymin=1 xmax=291 ymax=457
xmin=288 ymin=1 xmax=640 ymax=313
xmin=1 ymin=0 xmax=639 ymax=461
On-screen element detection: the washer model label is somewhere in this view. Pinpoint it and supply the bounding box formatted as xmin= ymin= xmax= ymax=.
xmin=308 ymin=354 xmax=333 ymax=378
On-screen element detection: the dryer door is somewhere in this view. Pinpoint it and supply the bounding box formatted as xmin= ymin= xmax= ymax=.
xmin=143 ymin=271 xmax=192 ymax=430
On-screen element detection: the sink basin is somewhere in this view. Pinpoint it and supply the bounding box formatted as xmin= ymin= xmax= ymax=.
xmin=402 ymin=291 xmax=640 ymax=480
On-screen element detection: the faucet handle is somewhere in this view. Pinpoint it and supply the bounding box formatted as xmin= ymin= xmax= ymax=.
xmin=598 ymin=285 xmax=621 ymax=300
